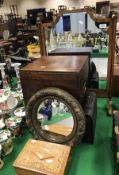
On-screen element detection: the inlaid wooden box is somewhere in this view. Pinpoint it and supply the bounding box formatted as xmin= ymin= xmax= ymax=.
xmin=13 ymin=139 xmax=71 ymax=175
xmin=20 ymin=56 xmax=89 ymax=105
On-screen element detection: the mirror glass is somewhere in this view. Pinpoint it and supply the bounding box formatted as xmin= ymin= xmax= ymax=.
xmin=45 ymin=12 xmax=109 ymax=90
xmin=36 ymin=98 xmax=74 ymax=141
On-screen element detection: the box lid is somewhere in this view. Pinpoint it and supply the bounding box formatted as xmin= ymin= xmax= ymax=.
xmin=20 ymin=56 xmax=88 ymax=73
xmin=13 ymin=139 xmax=71 ymax=175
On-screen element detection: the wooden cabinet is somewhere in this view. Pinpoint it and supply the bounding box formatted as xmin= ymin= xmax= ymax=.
xmin=20 ymin=55 xmax=89 ymax=105
xmin=113 ymin=64 xmax=119 ymax=96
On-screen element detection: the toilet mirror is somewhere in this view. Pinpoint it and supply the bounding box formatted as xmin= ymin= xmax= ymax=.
xmin=45 ymin=12 xmax=109 ymax=91
xmin=26 ymin=88 xmax=86 ymax=145
xmin=38 ymin=7 xmax=116 ymax=114
xmin=32 ymin=97 xmax=75 ymax=142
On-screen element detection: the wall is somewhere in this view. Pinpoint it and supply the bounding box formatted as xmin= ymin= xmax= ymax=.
xmin=56 ymin=17 xmax=63 ymax=34
xmin=0 ymin=0 xmax=118 ymax=18
xmin=17 ymin=0 xmax=119 ymax=18
xmin=0 ymin=0 xmax=16 ymax=18
xmin=70 ymin=13 xmax=79 ymax=35
xmin=17 ymin=0 xmax=84 ymax=18
xmin=88 ymin=15 xmax=100 ymax=33
xmin=70 ymin=13 xmax=86 ymax=34
xmin=56 ymin=13 xmax=86 ymax=35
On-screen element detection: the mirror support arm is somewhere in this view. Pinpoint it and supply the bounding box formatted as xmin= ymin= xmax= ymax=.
xmin=38 ymin=23 xmax=46 ymax=56
xmin=107 ymin=17 xmax=117 ymax=115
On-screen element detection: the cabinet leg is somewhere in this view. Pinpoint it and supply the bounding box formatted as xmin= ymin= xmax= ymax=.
xmin=108 ymin=99 xmax=113 ymax=116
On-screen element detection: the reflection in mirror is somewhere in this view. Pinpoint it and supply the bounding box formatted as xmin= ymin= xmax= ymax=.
xmin=45 ymin=12 xmax=109 ymax=90
xmin=37 ymin=98 xmax=74 ymax=138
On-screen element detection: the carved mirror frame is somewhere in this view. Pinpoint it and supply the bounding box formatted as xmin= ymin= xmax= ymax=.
xmin=38 ymin=7 xmax=117 ymax=114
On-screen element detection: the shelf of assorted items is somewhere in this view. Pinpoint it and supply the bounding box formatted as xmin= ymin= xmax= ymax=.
xmin=0 ymin=62 xmax=26 ymax=169
xmin=0 ymin=88 xmax=25 ymax=169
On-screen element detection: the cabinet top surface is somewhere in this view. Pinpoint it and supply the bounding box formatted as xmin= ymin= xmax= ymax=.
xmin=21 ymin=55 xmax=88 ymax=73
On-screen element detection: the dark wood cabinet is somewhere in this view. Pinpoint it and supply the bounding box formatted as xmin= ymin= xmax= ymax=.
xmin=113 ymin=64 xmax=119 ymax=96
xmin=20 ymin=55 xmax=89 ymax=106
xmin=48 ymin=47 xmax=92 ymax=58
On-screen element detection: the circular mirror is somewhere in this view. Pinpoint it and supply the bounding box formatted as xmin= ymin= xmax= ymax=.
xmin=26 ymin=88 xmax=86 ymax=146
xmin=37 ymin=98 xmax=74 ymax=138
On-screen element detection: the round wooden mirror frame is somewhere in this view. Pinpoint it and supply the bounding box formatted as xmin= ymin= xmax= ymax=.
xmin=38 ymin=7 xmax=117 ymax=115
xmin=26 ymin=87 xmax=86 ymax=146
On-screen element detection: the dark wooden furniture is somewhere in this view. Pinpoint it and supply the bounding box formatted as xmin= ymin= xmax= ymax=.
xmin=0 ymin=40 xmax=12 ymax=57
xmin=16 ymin=33 xmax=34 ymax=40
xmin=13 ymin=139 xmax=71 ymax=175
xmin=48 ymin=47 xmax=92 ymax=58
xmin=113 ymin=64 xmax=119 ymax=96
xmin=0 ymin=40 xmax=12 ymax=48
xmin=83 ymin=92 xmax=97 ymax=143
xmin=48 ymin=47 xmax=94 ymax=88
xmin=20 ymin=55 xmax=89 ymax=106
xmin=20 ymin=55 xmax=97 ymax=144
xmin=113 ymin=111 xmax=119 ymax=175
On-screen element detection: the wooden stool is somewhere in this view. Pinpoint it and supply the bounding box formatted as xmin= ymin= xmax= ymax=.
xmin=13 ymin=139 xmax=71 ymax=175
